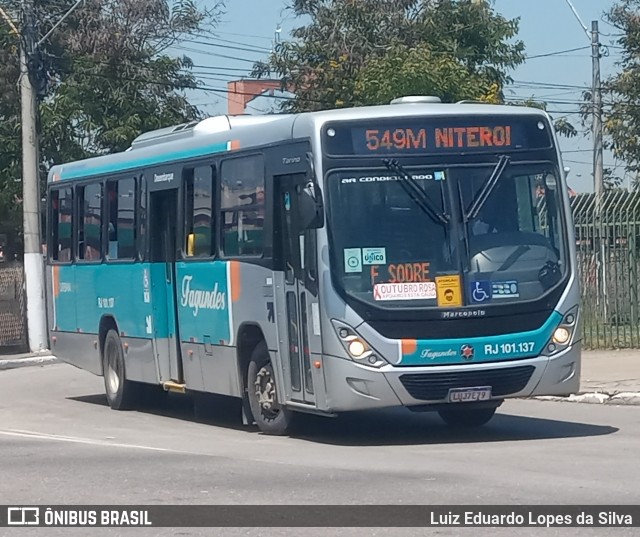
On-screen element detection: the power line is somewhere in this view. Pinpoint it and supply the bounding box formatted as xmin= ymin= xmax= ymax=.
xmin=59 ymin=68 xmax=310 ymax=103
xmin=524 ymin=46 xmax=591 ymax=59
xmin=181 ymin=37 xmax=271 ymax=55
xmin=213 ymin=30 xmax=273 ymax=42
xmin=512 ymin=79 xmax=588 ymax=90
xmin=171 ymin=44 xmax=259 ymax=64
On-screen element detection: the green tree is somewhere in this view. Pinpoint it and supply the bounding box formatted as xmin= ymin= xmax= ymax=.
xmin=252 ymin=0 xmax=526 ymax=111
xmin=0 ymin=14 xmax=24 ymax=255
xmin=0 ymin=0 xmax=223 ymax=255
xmin=603 ymin=167 xmax=624 ymax=190
xmin=599 ymin=0 xmax=640 ymax=186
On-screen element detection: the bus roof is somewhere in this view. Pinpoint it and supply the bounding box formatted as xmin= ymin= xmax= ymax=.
xmin=48 ymin=100 xmax=551 ymax=183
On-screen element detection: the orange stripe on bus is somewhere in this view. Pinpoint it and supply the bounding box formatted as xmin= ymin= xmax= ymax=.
xmin=230 ymin=260 xmax=242 ymax=303
xmin=229 ymin=140 xmax=241 ymax=150
xmin=401 ymin=339 xmax=417 ymax=355
xmin=52 ymin=266 xmax=60 ymax=298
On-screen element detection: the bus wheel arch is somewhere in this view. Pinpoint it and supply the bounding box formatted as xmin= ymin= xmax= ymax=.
xmin=101 ymin=325 xmax=139 ymax=410
xmin=237 ymin=323 xmax=267 ymax=397
xmin=236 ymin=324 xmax=293 ymax=435
xmin=98 ymin=315 xmax=119 ymax=375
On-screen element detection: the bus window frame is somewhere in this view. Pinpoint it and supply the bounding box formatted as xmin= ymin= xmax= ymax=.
xmin=47 ymin=184 xmax=75 ymax=265
xmin=180 ymin=161 xmax=217 ymax=262
xmin=74 ymin=179 xmax=105 ymax=265
xmin=218 ymin=151 xmax=268 ymax=262
xmin=104 ymin=175 xmax=138 ymax=265
xmin=137 ymin=173 xmax=147 ymax=263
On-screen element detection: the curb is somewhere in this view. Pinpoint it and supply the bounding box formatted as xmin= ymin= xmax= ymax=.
xmin=0 ymin=356 xmax=60 ymax=371
xmin=533 ymin=392 xmax=640 ymax=405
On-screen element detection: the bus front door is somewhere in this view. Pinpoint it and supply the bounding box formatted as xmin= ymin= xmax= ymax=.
xmin=276 ymin=174 xmax=320 ymax=406
xmin=148 ymin=188 xmax=183 ymax=385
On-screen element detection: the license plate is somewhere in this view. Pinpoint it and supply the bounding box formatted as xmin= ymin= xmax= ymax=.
xmin=447 ymin=386 xmax=492 ymax=403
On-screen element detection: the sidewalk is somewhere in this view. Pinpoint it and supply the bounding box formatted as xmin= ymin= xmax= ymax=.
xmin=0 ymin=350 xmax=58 ymax=370
xmin=0 ymin=348 xmax=639 ymax=404
xmin=564 ymin=349 xmax=640 ymax=405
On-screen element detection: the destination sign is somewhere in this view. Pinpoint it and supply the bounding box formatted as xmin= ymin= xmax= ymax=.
xmin=323 ymin=115 xmax=553 ymax=156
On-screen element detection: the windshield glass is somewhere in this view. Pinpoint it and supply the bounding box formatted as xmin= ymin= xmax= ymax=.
xmin=327 ymin=162 xmax=566 ymax=309
xmin=328 ymin=167 xmax=457 ymax=308
xmin=457 ymin=164 xmax=566 ymax=305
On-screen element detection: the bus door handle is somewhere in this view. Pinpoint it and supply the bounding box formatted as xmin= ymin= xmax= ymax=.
xmin=165 ymin=262 xmax=172 ymax=283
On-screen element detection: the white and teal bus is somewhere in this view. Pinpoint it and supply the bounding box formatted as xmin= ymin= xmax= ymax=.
xmin=45 ymin=96 xmax=581 ymax=434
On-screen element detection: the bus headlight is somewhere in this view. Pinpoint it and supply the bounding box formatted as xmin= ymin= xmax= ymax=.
xmin=331 ymin=320 xmax=388 ymax=368
xmin=544 ymin=306 xmax=578 ymax=356
xmin=552 ymin=327 xmax=571 ymax=345
xmin=348 ymin=339 xmax=366 ymax=357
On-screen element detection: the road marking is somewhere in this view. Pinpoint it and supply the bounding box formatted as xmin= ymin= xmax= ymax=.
xmin=0 ymin=428 xmax=185 ymax=453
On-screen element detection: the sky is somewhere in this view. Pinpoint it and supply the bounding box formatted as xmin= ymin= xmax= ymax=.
xmin=181 ymin=0 xmax=623 ymax=193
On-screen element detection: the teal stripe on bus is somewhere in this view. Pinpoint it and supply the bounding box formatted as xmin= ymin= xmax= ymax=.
xmin=57 ymin=141 xmax=230 ymax=181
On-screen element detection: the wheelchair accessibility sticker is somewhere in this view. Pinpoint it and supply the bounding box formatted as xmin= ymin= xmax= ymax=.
xmin=470 ymin=281 xmax=492 ymax=303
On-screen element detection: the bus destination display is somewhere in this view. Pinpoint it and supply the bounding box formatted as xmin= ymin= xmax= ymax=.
xmin=323 ymin=116 xmax=553 ymax=156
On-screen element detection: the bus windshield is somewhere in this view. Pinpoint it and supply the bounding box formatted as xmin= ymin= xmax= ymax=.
xmin=327 ymin=162 xmax=566 ymax=309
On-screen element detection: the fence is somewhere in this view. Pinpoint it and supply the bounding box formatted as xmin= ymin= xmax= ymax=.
xmin=0 ymin=262 xmax=28 ymax=353
xmin=572 ymin=191 xmax=640 ymax=349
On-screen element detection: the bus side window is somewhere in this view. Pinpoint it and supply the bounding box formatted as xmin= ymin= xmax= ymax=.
xmin=220 ymin=154 xmax=264 ymax=257
xmin=50 ymin=187 xmax=73 ymax=262
xmin=183 ymin=165 xmax=214 ymax=257
xmin=78 ymin=183 xmax=103 ymax=261
xmin=138 ymin=175 xmax=147 ymax=260
xmin=106 ymin=177 xmax=136 ymax=260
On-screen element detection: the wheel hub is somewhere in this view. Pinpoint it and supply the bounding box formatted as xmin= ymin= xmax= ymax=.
xmin=106 ymin=343 xmax=120 ymax=394
xmin=254 ymin=365 xmax=280 ymax=420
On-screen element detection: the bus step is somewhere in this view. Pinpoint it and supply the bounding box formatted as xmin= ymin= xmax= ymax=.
xmin=162 ymin=381 xmax=186 ymax=394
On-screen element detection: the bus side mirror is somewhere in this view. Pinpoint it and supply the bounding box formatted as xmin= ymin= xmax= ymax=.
xmin=298 ymin=182 xmax=324 ymax=230
xmin=298 ymin=152 xmax=324 ymax=230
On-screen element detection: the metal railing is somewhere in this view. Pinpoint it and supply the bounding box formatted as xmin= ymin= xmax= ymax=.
xmin=572 ymin=191 xmax=640 ymax=349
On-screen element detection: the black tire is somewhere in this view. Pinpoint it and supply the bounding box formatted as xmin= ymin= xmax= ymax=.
xmin=247 ymin=341 xmax=293 ymax=435
xmin=438 ymin=406 xmax=497 ymax=428
xmin=102 ymin=329 xmax=139 ymax=410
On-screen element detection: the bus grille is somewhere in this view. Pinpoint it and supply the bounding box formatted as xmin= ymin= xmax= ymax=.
xmin=399 ymin=365 xmax=535 ymax=401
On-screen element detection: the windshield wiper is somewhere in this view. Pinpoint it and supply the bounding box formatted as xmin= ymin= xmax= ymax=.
xmin=382 ymin=159 xmax=449 ymax=225
xmin=458 ymin=182 xmax=471 ymax=265
xmin=464 ymin=155 xmax=510 ymax=223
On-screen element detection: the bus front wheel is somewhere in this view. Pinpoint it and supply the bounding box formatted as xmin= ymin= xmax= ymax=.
xmin=102 ymin=329 xmax=139 ymax=410
xmin=438 ymin=406 xmax=497 ymax=428
xmin=247 ymin=342 xmax=293 ymax=435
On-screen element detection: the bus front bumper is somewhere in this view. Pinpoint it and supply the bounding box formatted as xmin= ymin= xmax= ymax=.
xmin=322 ymin=343 xmax=581 ymax=413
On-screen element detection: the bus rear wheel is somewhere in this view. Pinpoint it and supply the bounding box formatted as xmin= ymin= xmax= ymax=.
xmin=103 ymin=329 xmax=139 ymax=410
xmin=438 ymin=406 xmax=497 ymax=428
xmin=247 ymin=342 xmax=293 ymax=435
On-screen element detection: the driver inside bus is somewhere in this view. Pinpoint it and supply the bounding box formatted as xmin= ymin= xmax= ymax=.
xmin=470 ymin=193 xmax=517 ymax=236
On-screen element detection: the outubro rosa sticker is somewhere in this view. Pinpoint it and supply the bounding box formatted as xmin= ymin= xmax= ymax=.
xmin=373 ymin=282 xmax=437 ymax=301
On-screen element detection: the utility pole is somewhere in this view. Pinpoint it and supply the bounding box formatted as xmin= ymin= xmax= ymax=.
xmin=20 ymin=0 xmax=48 ymax=352
xmin=563 ymin=0 xmax=605 ymax=196
xmin=592 ymin=20 xmax=604 ymax=197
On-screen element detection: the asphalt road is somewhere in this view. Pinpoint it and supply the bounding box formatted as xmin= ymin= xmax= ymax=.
xmin=0 ymin=363 xmax=639 ymax=537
